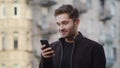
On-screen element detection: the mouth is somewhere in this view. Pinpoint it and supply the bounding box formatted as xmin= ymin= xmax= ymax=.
xmin=60 ymin=31 xmax=67 ymax=35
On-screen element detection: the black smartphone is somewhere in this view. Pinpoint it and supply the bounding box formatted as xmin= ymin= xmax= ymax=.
xmin=40 ymin=40 xmax=50 ymax=48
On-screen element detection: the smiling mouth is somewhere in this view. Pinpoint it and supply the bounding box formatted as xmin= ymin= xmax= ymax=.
xmin=60 ymin=31 xmax=67 ymax=35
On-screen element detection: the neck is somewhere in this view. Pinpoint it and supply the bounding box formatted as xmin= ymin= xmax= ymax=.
xmin=65 ymin=32 xmax=78 ymax=43
xmin=65 ymin=37 xmax=74 ymax=43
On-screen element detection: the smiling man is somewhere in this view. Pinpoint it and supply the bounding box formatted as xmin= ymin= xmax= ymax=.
xmin=39 ymin=4 xmax=106 ymax=68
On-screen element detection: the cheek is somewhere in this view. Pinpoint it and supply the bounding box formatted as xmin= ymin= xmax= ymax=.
xmin=66 ymin=24 xmax=74 ymax=30
xmin=66 ymin=26 xmax=72 ymax=30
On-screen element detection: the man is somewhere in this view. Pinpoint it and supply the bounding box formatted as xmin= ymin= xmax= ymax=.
xmin=39 ymin=4 xmax=106 ymax=68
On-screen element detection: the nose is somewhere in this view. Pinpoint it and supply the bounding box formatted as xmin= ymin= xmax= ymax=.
xmin=59 ymin=25 xmax=64 ymax=31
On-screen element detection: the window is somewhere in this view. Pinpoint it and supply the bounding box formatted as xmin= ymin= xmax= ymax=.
xmin=110 ymin=2 xmax=115 ymax=16
xmin=13 ymin=4 xmax=19 ymax=17
xmin=2 ymin=0 xmax=5 ymax=3
xmin=14 ymin=64 xmax=19 ymax=68
xmin=1 ymin=64 xmax=5 ymax=68
xmin=99 ymin=0 xmax=105 ymax=15
xmin=1 ymin=5 xmax=6 ymax=17
xmin=14 ymin=39 xmax=18 ymax=49
xmin=86 ymin=0 xmax=91 ymax=9
xmin=113 ymin=47 xmax=116 ymax=60
xmin=104 ymin=45 xmax=115 ymax=65
xmin=14 ymin=7 xmax=17 ymax=16
xmin=13 ymin=32 xmax=18 ymax=49
xmin=99 ymin=0 xmax=105 ymax=8
xmin=26 ymin=32 xmax=29 ymax=44
xmin=1 ymin=32 xmax=6 ymax=50
xmin=26 ymin=32 xmax=30 ymax=51
xmin=13 ymin=0 xmax=18 ymax=3
xmin=110 ymin=24 xmax=116 ymax=38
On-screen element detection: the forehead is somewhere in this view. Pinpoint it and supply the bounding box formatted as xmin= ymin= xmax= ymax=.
xmin=55 ymin=13 xmax=71 ymax=22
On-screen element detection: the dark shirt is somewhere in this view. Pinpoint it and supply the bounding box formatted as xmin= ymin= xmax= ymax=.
xmin=61 ymin=40 xmax=73 ymax=68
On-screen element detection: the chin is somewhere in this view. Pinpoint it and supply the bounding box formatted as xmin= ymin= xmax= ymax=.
xmin=61 ymin=36 xmax=65 ymax=38
xmin=61 ymin=35 xmax=67 ymax=38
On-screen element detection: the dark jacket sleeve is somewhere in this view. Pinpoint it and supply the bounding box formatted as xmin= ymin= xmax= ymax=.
xmin=39 ymin=56 xmax=53 ymax=68
xmin=92 ymin=43 xmax=106 ymax=68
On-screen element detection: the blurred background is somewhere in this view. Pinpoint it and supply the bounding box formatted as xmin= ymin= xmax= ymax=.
xmin=0 ymin=0 xmax=120 ymax=68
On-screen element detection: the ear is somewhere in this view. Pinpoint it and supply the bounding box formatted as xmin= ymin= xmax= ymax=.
xmin=75 ymin=18 xmax=80 ymax=25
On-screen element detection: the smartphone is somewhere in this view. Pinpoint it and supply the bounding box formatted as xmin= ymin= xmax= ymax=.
xmin=40 ymin=40 xmax=50 ymax=48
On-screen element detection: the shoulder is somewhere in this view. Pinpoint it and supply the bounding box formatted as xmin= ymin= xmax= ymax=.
xmin=81 ymin=37 xmax=103 ymax=48
xmin=81 ymin=37 xmax=105 ymax=54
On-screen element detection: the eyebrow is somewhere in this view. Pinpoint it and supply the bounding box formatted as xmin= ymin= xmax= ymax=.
xmin=56 ymin=21 xmax=67 ymax=24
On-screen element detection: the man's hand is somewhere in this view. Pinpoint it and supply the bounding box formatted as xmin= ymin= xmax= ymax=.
xmin=41 ymin=45 xmax=55 ymax=58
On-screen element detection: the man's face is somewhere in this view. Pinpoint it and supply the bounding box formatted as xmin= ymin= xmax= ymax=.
xmin=55 ymin=13 xmax=79 ymax=38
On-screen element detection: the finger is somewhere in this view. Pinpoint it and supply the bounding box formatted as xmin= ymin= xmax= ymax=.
xmin=42 ymin=50 xmax=54 ymax=56
xmin=43 ymin=53 xmax=55 ymax=58
xmin=42 ymin=50 xmax=54 ymax=57
xmin=42 ymin=47 xmax=52 ymax=53
xmin=41 ymin=45 xmax=46 ymax=50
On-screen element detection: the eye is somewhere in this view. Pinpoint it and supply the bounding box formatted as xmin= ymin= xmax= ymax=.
xmin=62 ymin=21 xmax=68 ymax=25
xmin=56 ymin=22 xmax=60 ymax=26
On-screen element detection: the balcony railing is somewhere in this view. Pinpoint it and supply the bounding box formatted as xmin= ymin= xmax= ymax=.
xmin=73 ymin=0 xmax=91 ymax=14
xmin=98 ymin=6 xmax=112 ymax=22
xmin=98 ymin=0 xmax=114 ymax=22
xmin=40 ymin=0 xmax=57 ymax=7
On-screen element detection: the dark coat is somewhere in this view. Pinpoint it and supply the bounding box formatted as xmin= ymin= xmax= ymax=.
xmin=39 ymin=32 xmax=106 ymax=68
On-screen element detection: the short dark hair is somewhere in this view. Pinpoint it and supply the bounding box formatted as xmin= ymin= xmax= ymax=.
xmin=54 ymin=4 xmax=79 ymax=22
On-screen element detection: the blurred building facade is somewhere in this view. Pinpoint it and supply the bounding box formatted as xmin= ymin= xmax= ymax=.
xmin=0 ymin=0 xmax=33 ymax=68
